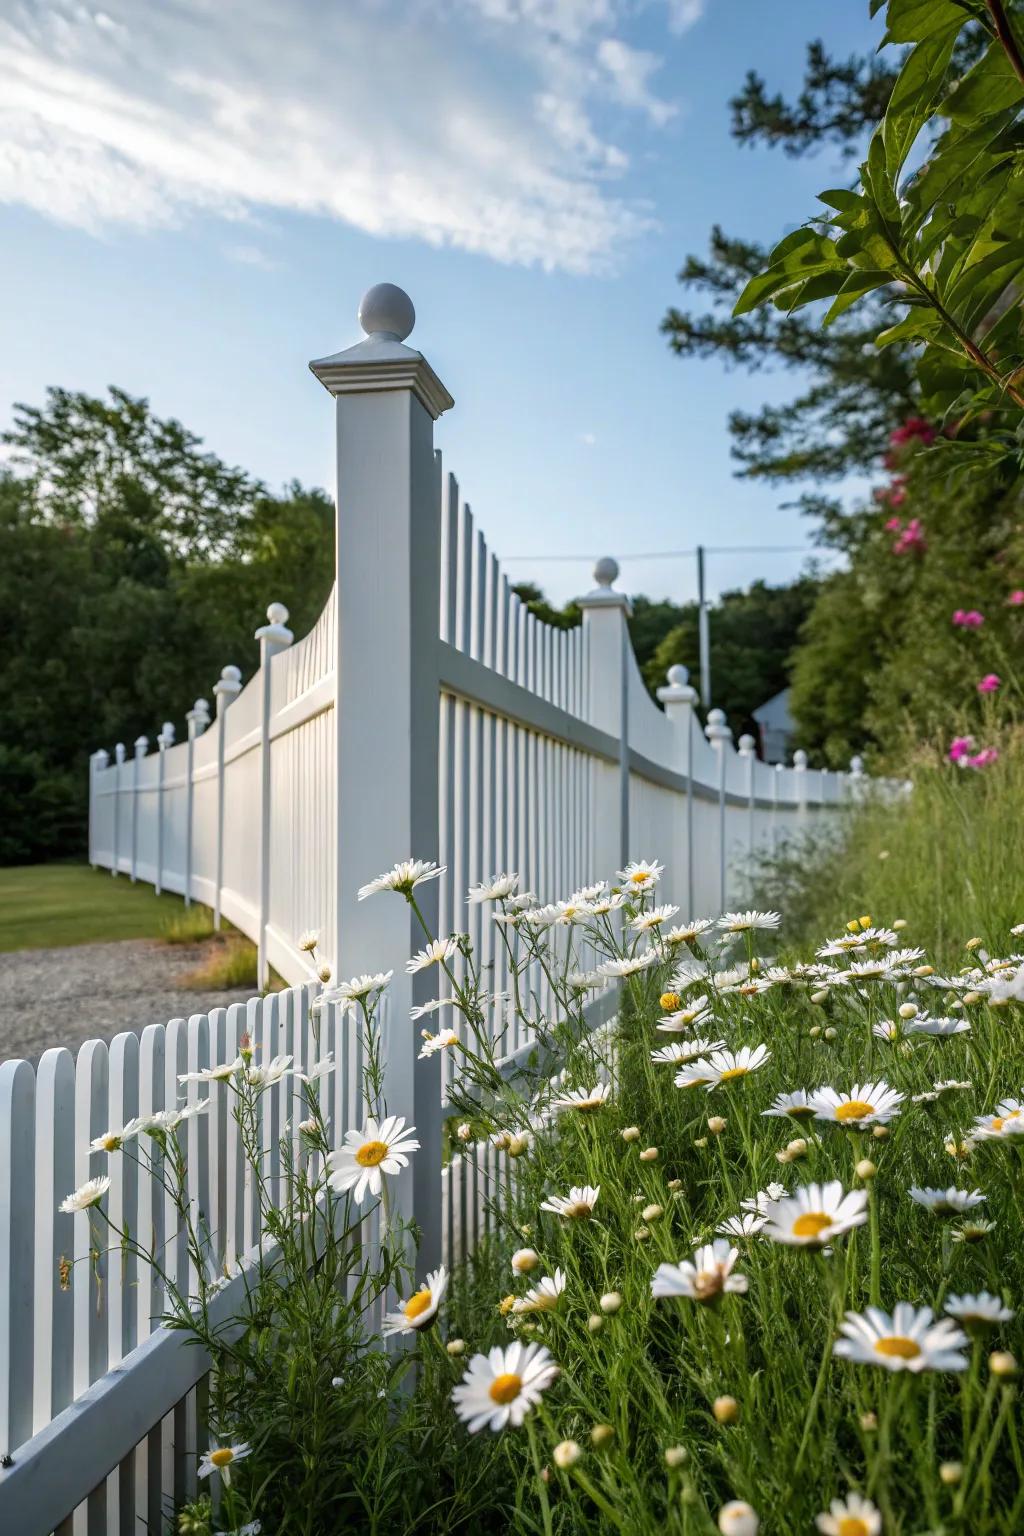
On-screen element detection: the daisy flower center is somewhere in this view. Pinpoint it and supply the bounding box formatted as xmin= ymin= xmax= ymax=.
xmin=355 ymin=1139 xmax=389 ymax=1167
xmin=489 ymin=1372 xmax=523 ymax=1404
xmin=630 ymin=872 xmax=647 ymax=884
xmin=717 ymin=1067 xmax=748 ymax=1082
xmin=991 ymin=1117 xmax=1005 ymax=1131
xmin=835 ymin=1100 xmax=875 ymax=1121
xmin=875 ymin=1335 xmax=921 ymax=1360
xmin=660 ymin=993 xmax=681 ymax=1011
xmin=837 ymin=1519 xmax=871 ymax=1536
xmin=403 ymin=1289 xmax=433 ymax=1320
xmin=209 ymin=1448 xmax=235 ymax=1468
xmin=792 ymin=1211 xmax=832 ymax=1239
xmin=788 ymin=1105 xmax=815 ymax=1118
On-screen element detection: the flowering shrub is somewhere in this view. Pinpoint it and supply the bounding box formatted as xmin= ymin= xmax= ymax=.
xmin=64 ymin=836 xmax=1024 ymax=1534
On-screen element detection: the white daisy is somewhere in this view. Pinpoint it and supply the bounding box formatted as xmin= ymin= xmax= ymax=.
xmin=59 ymin=1175 xmax=111 ymax=1213
xmin=833 ymin=1304 xmax=968 ymax=1373
xmin=717 ymin=910 xmax=781 ymax=933
xmin=89 ymin=1116 xmax=153 ymax=1152
xmin=944 ymin=1292 xmax=1015 ymax=1327
xmin=717 ymin=975 xmax=774 ymax=998
xmin=513 ymin=1267 xmax=566 ymax=1314
xmin=410 ymin=997 xmax=456 ymax=1021
xmin=618 ymin=859 xmax=664 ymax=891
xmin=246 ymin=1054 xmax=293 ymax=1088
xmin=815 ymin=1491 xmax=881 ymax=1536
xmin=632 ymin=904 xmax=680 ymax=932
xmin=571 ymin=882 xmax=609 ymax=903
xmin=973 ymin=1099 xmax=1024 ymax=1139
xmin=761 ymin=1181 xmax=868 ymax=1247
xmin=555 ymin=899 xmax=594 ymax=925
xmin=761 ymin=1090 xmax=816 ymax=1121
xmin=673 ymin=1062 xmax=719 ymax=1090
xmin=326 ymin=972 xmax=393 ymax=1003
xmin=741 ymin=1183 xmax=787 ymax=1216
xmin=179 ymin=1058 xmax=246 ymax=1085
xmin=406 ymin=937 xmax=459 ymax=974
xmin=590 ymin=892 xmax=627 ymax=916
xmin=451 ymin=1341 xmax=559 ymax=1432
xmin=197 ymin=1442 xmax=252 ymax=1485
xmin=597 ymin=952 xmax=658 ymax=978
xmin=651 ymin=1038 xmax=725 ymax=1065
xmin=872 ymin=1022 xmax=901 ymax=1042
xmin=909 ymin=1187 xmax=986 ymax=1215
xmin=567 ymin=971 xmax=604 ymax=991
xmin=651 ymin=1239 xmax=748 ymax=1303
xmin=906 ymin=1016 xmax=970 ymax=1037
xmin=293 ymin=1054 xmax=336 ymax=1085
xmin=357 ymin=860 xmax=445 ymax=900
xmin=810 ymin=1082 xmax=904 ymax=1127
xmin=326 ymin=1115 xmax=420 ymax=1204
xmin=297 ymin=929 xmax=320 ymax=953
xmin=382 ymin=1266 xmax=448 ymax=1336
xmin=467 ymin=874 xmax=520 ymax=903
xmin=540 ymin=1185 xmax=600 ymax=1220
xmin=701 ymin=1045 xmax=772 ymax=1089
xmin=418 ymin=1029 xmax=460 ymax=1059
xmin=716 ymin=1213 xmax=766 ymax=1239
xmin=662 ymin=919 xmax=713 ymax=945
xmin=656 ymin=1001 xmax=715 ymax=1033
xmin=551 ymin=1083 xmax=611 ymax=1114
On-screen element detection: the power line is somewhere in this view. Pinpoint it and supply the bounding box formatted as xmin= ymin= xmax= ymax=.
xmin=500 ymin=544 xmax=815 ymax=561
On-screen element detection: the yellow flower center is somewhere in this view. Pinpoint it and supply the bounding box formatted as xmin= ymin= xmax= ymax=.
xmin=403 ymin=1289 xmax=434 ymax=1321
xmin=875 ymin=1335 xmax=921 ymax=1360
xmin=717 ymin=1067 xmax=748 ymax=1082
xmin=209 ymin=1448 xmax=235 ymax=1468
xmin=630 ymin=871 xmax=648 ymax=884
xmin=992 ymin=1117 xmax=1005 ymax=1131
xmin=838 ymin=1519 xmax=870 ymax=1536
xmin=489 ymin=1372 xmax=523 ymax=1404
xmin=568 ymin=1202 xmax=592 ymax=1219
xmin=791 ymin=1211 xmax=832 ymax=1239
xmin=660 ymin=992 xmax=681 ymax=1012
xmin=835 ymin=1100 xmax=875 ymax=1122
xmin=355 ymin=1139 xmax=389 ymax=1167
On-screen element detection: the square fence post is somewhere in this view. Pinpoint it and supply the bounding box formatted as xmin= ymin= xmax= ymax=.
xmin=705 ymin=708 xmax=733 ymax=913
xmin=131 ymin=736 xmax=148 ymax=884
xmin=310 ymin=283 xmax=454 ymax=1280
xmin=112 ymin=742 xmax=125 ymax=877
xmin=184 ymin=700 xmax=210 ymax=908
xmin=656 ymin=665 xmax=700 ymax=915
xmin=576 ymin=558 xmax=632 ymax=876
xmin=155 ymin=722 xmax=174 ymax=896
xmin=212 ymin=665 xmax=243 ymax=932
xmin=88 ymin=749 xmax=109 ymax=869
xmin=254 ymin=610 xmax=293 ymax=987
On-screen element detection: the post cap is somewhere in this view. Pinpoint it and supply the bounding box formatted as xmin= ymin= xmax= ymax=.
xmin=667 ymin=663 xmax=689 ymax=686
xmin=134 ymin=735 xmax=148 ymax=753
xmin=577 ymin=556 xmax=631 ymax=613
xmin=850 ymin=754 xmax=864 ymax=775
xmin=194 ymin=698 xmax=211 ymax=717
xmin=256 ymin=603 xmax=294 ymax=647
xmin=92 ymin=748 xmax=110 ymax=767
xmin=267 ymin=601 xmax=289 ymax=627
xmin=593 ymin=556 xmax=619 ymax=589
xmin=160 ymin=721 xmax=176 ymax=745
xmin=738 ymin=733 xmax=756 ymax=755
xmin=657 ymin=662 xmax=698 ymax=707
xmin=358 ymin=283 xmax=416 ymax=342
xmin=705 ymin=708 xmax=732 ymax=744
xmin=220 ymin=664 xmax=242 ymax=685
xmin=114 ymin=742 xmax=126 ymax=763
xmin=793 ymin=748 xmax=808 ymax=769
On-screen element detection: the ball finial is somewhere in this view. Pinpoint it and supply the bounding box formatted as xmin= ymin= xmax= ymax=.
xmin=666 ymin=663 xmax=689 ymax=687
xmin=358 ymin=283 xmax=416 ymax=343
xmin=793 ymin=748 xmax=808 ymax=769
xmin=267 ymin=601 xmax=290 ymax=627
xmin=221 ymin=664 xmax=242 ymax=684
xmin=707 ymin=707 xmax=726 ymax=727
xmin=593 ymin=556 xmax=619 ymax=589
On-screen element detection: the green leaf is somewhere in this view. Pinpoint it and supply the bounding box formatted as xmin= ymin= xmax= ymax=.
xmin=818 ymin=188 xmax=864 ymax=213
xmin=863 ymin=132 xmax=902 ymax=228
xmin=882 ymin=27 xmax=960 ymax=179
xmin=733 ymin=233 xmax=846 ymax=316
xmin=941 ymin=42 xmax=1023 ymax=124
xmin=822 ymin=270 xmax=893 ymax=325
xmin=883 ymin=0 xmax=965 ymax=44
xmin=876 ymin=309 xmax=943 ymax=348
xmin=947 ymin=241 xmax=1024 ymax=330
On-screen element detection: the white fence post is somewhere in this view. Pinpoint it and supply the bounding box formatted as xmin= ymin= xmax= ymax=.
xmin=576 ymin=558 xmax=631 ymax=873
xmin=112 ymin=742 xmax=125 ymax=877
xmin=212 ymin=665 xmax=243 ymax=932
xmin=849 ymin=754 xmax=865 ymax=803
xmin=738 ymin=732 xmax=756 ymax=867
xmin=184 ymin=700 xmax=210 ymax=909
xmin=705 ymin=708 xmax=732 ymax=912
xmin=656 ymin=664 xmax=699 ymax=915
xmin=310 ymin=281 xmax=453 ymax=1279
xmin=794 ymin=748 xmax=809 ymax=825
xmin=131 ymin=736 xmax=148 ymax=884
xmin=88 ymin=749 xmax=109 ymax=869
xmin=155 ymin=722 xmax=174 ymax=897
xmin=254 ymin=610 xmax=293 ymax=987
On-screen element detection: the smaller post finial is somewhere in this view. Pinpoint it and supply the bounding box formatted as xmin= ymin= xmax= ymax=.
xmin=738 ymin=733 xmax=756 ymax=756
xmin=358 ymin=283 xmax=416 ymax=343
xmin=160 ymin=721 xmax=175 ymax=747
xmin=266 ymin=601 xmax=290 ymax=627
xmin=115 ymin=742 xmax=125 ymax=764
xmin=793 ymin=748 xmax=808 ymax=770
xmin=221 ymin=664 xmax=242 ymax=685
xmin=667 ymin=663 xmax=689 ymax=687
xmin=705 ymin=708 xmax=732 ymax=745
xmin=850 ymin=754 xmax=864 ymax=776
xmin=134 ymin=735 xmax=148 ymax=755
xmin=593 ymin=556 xmax=619 ymax=590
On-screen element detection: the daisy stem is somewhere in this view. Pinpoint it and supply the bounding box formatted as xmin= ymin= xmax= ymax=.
xmin=794 ymin=1252 xmax=840 ymax=1473
xmin=568 ymin=1466 xmax=628 ymax=1529
xmin=525 ymin=1415 xmax=554 ymax=1536
xmin=868 ymin=1181 xmax=881 ymax=1308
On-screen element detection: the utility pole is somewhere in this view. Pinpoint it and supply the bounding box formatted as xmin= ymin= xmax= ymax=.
xmin=697 ymin=544 xmax=711 ymax=709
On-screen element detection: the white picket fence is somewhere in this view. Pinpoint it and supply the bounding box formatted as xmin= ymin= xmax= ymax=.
xmin=2 ymin=283 xmax=879 ymax=1533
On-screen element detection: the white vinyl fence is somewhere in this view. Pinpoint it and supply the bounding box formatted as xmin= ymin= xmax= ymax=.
xmin=2 ymin=283 xmax=880 ymax=1533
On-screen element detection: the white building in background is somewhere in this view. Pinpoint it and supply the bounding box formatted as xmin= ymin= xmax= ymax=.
xmin=752 ymin=686 xmax=794 ymax=765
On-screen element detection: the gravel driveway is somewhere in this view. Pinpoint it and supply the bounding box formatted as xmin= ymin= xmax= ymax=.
xmin=0 ymin=940 xmax=255 ymax=1064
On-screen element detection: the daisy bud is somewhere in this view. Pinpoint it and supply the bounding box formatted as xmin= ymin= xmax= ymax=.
xmin=966 ymin=937 xmax=983 ymax=951
xmin=708 ymin=1116 xmax=727 ymax=1135
xmin=317 ymin=964 xmax=333 ymax=983
xmin=963 ymin=991 xmax=982 ymax=1006
xmin=859 ymin=1411 xmax=877 ymax=1432
xmin=664 ymin=1445 xmax=689 ymax=1468
xmin=590 ymin=1423 xmax=615 ymax=1448
xmin=719 ymin=1501 xmax=759 ymax=1536
xmin=553 ymin=1439 xmax=581 ymax=1470
xmin=694 ymin=1137 xmax=709 ymax=1149
xmin=660 ymin=992 xmax=681 ymax=1012
xmin=990 ymin=1351 xmax=1018 ymax=1378
xmin=872 ymin=1125 xmax=889 ymax=1140
xmin=893 ymin=919 xmax=907 ymax=931
xmin=811 ymin=992 xmax=828 ymax=1006
xmin=914 ymin=964 xmax=935 ymax=977
xmin=507 ymin=1134 xmax=530 ymax=1157
xmin=446 ymin=1338 xmax=465 ymax=1356
xmin=634 ymin=1226 xmax=651 ymax=1241
xmin=639 ymin=1146 xmax=659 ymax=1162
xmin=456 ymin=1122 xmax=472 ymax=1142
xmin=776 ymin=1149 xmax=792 ymax=1165
xmin=713 ymin=1395 xmax=739 ymax=1425
xmin=600 ymin=1291 xmax=622 ymax=1313
xmin=856 ymin=1159 xmax=876 ymax=1181
xmin=878 ymin=849 xmax=889 ymax=860
xmin=824 ymin=1027 xmax=837 ymax=1041
xmin=512 ymin=1248 xmax=539 ymax=1274
xmin=621 ymin=1126 xmax=641 ymax=1143
xmin=939 ymin=1462 xmax=963 ymax=1485
xmin=588 ymin=1313 xmax=604 ymax=1333
xmin=667 ymin=1178 xmax=683 ymax=1191
xmin=643 ymin=1203 xmax=664 ymax=1222
xmin=749 ymin=956 xmax=761 ymax=973
xmin=492 ymin=1132 xmax=510 ymax=1151
xmin=786 ymin=1138 xmax=808 ymax=1159
xmin=898 ymin=1002 xmax=917 ymax=1019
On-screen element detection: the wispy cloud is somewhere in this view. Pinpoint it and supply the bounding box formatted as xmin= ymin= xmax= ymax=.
xmin=0 ymin=0 xmax=698 ymax=274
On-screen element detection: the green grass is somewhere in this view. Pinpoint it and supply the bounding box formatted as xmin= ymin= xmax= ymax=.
xmin=179 ymin=934 xmax=259 ymax=991
xmin=0 ymin=862 xmax=201 ymax=952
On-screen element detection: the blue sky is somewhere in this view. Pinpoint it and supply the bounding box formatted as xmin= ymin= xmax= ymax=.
xmin=0 ymin=0 xmax=884 ymax=607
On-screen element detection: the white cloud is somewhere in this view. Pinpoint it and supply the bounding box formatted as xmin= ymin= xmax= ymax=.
xmin=223 ymin=243 xmax=280 ymax=271
xmin=665 ymin=0 xmax=706 ymax=32
xmin=0 ymin=0 xmax=689 ymax=274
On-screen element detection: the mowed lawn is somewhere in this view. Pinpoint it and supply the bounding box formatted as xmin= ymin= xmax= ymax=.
xmin=0 ymin=863 xmax=190 ymax=952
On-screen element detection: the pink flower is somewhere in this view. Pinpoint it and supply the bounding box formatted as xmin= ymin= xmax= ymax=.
xmin=1009 ymin=590 xmax=1024 ymax=607
xmin=889 ymin=416 xmax=936 ymax=448
xmin=977 ymin=674 xmax=1001 ymax=694
xmin=948 ymin=736 xmax=975 ymax=763
xmin=884 ymin=516 xmax=903 ymax=532
xmin=893 ymin=517 xmax=926 ymax=555
xmin=968 ymin=748 xmax=999 ymax=769
xmin=952 ymin=610 xmax=984 ymax=629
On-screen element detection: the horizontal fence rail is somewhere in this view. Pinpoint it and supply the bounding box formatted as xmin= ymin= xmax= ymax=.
xmin=16 ymin=282 xmax=895 ymax=1531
